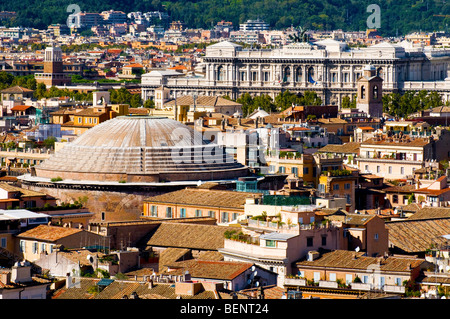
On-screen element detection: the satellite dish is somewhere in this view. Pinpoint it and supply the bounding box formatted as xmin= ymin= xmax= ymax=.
xmin=251 ymin=266 xmax=256 ymax=272
xmin=255 ymin=282 xmax=260 ymax=287
xmin=355 ymin=246 xmax=360 ymax=252
xmin=247 ymin=279 xmax=252 ymax=285
xmin=253 ymin=271 xmax=258 ymax=277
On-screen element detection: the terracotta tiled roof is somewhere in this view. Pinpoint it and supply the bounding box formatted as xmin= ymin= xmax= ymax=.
xmin=0 ymin=86 xmax=34 ymax=94
xmin=318 ymin=142 xmax=361 ymax=154
xmin=144 ymin=188 xmax=262 ymax=210
xmin=11 ymin=105 xmax=34 ymax=111
xmin=163 ymin=259 xmax=253 ymax=281
xmin=0 ymin=182 xmax=48 ymax=197
xmin=123 ymin=63 xmax=143 ymax=68
xmin=58 ymin=249 xmax=105 ymax=266
xmin=317 ymin=118 xmax=347 ymax=124
xmin=414 ymin=187 xmax=450 ymax=196
xmin=17 ymin=225 xmax=82 ymax=242
xmin=406 ymin=207 xmax=450 ymax=220
xmin=362 ymin=136 xmax=431 ymax=147
xmin=128 ymin=107 xmax=150 ymax=115
xmin=146 ymin=222 xmax=236 ymax=251
xmin=238 ymin=285 xmax=286 ymax=299
xmin=74 ymin=108 xmax=107 ymax=117
xmin=386 ymin=218 xmax=450 ymax=252
xmin=296 ymin=250 xmax=424 ymax=272
xmin=158 ymin=247 xmax=191 ymax=273
xmin=383 ymin=184 xmax=416 ymax=193
xmin=53 ymin=277 xmax=217 ymax=299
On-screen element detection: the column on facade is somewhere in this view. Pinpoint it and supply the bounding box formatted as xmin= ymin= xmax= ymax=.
xmin=303 ymin=64 xmax=308 ymax=87
xmin=350 ymin=65 xmax=354 ymax=86
xmin=337 ymin=65 xmax=342 ymax=87
xmin=259 ymin=64 xmax=263 ymax=86
xmin=291 ymin=63 xmax=296 ymax=86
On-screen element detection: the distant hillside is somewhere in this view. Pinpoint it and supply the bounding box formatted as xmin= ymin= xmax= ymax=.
xmin=1 ymin=0 xmax=450 ymax=36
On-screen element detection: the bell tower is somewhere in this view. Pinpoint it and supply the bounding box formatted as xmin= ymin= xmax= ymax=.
xmin=356 ymin=64 xmax=383 ymax=118
xmin=35 ymin=45 xmax=71 ymax=86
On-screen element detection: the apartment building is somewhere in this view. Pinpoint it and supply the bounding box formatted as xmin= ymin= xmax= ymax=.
xmin=219 ymin=224 xmax=344 ymax=287
xmin=317 ymin=169 xmax=357 ymax=212
xmin=15 ymin=224 xmax=107 ymax=262
xmin=142 ymin=186 xmax=263 ymax=224
xmin=290 ymin=250 xmax=426 ymax=294
xmin=357 ymin=133 xmax=434 ymax=179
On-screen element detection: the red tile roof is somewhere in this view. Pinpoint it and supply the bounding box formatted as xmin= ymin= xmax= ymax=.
xmin=11 ymin=105 xmax=34 ymax=111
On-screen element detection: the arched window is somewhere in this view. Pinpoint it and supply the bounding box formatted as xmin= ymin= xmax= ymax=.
xmin=296 ymin=67 xmax=302 ymax=82
xmin=377 ymin=67 xmax=383 ymax=79
xmin=217 ymin=66 xmax=225 ymax=81
xmin=361 ymin=85 xmax=366 ymax=99
xmin=373 ymin=85 xmax=378 ymax=99
xmin=283 ymin=67 xmax=291 ymax=82
xmin=308 ymin=67 xmax=315 ymax=83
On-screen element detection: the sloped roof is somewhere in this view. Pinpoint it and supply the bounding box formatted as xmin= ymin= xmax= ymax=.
xmin=17 ymin=225 xmax=82 ymax=242
xmin=162 ymin=259 xmax=253 ymax=281
xmin=58 ymin=249 xmax=106 ymax=266
xmin=318 ymin=142 xmax=361 ymax=154
xmin=386 ymin=218 xmax=450 ymax=253
xmin=144 ymin=188 xmax=262 ymax=210
xmin=296 ymin=250 xmax=424 ymax=272
xmin=52 ymin=277 xmax=216 ymax=299
xmin=0 ymin=182 xmax=48 ymax=197
xmin=0 ymin=86 xmax=34 ymax=94
xmin=406 ymin=207 xmax=450 ymax=220
xmin=11 ymin=105 xmax=34 ymax=111
xmin=146 ymin=222 xmax=236 ymax=251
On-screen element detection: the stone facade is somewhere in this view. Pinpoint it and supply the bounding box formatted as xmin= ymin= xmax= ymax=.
xmin=141 ymin=40 xmax=450 ymax=106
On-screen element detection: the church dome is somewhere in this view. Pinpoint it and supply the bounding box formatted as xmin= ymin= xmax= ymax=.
xmin=35 ymin=116 xmax=248 ymax=183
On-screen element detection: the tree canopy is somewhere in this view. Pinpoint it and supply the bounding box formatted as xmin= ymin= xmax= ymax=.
xmin=382 ymin=90 xmax=446 ymax=118
xmin=2 ymin=0 xmax=450 ymax=36
xmin=237 ymin=90 xmax=323 ymax=116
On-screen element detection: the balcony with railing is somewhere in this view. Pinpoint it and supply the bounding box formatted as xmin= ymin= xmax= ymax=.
xmin=284 ymin=276 xmax=406 ymax=294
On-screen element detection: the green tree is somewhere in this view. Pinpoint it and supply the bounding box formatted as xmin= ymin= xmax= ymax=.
xmin=301 ymin=91 xmax=323 ymax=106
xmin=34 ymin=83 xmax=47 ymax=99
xmin=130 ymin=94 xmax=142 ymax=108
xmin=274 ymin=90 xmax=302 ymax=111
xmin=236 ymin=92 xmax=254 ymax=117
xmin=143 ymin=99 xmax=155 ymax=108
xmin=43 ymin=136 xmax=56 ymax=149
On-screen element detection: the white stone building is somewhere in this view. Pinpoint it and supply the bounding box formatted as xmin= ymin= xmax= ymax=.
xmin=141 ymin=40 xmax=450 ymax=107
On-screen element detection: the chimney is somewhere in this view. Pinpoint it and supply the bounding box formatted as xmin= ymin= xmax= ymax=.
xmin=0 ymin=271 xmax=11 ymax=285
xmin=11 ymin=261 xmax=32 ymax=284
